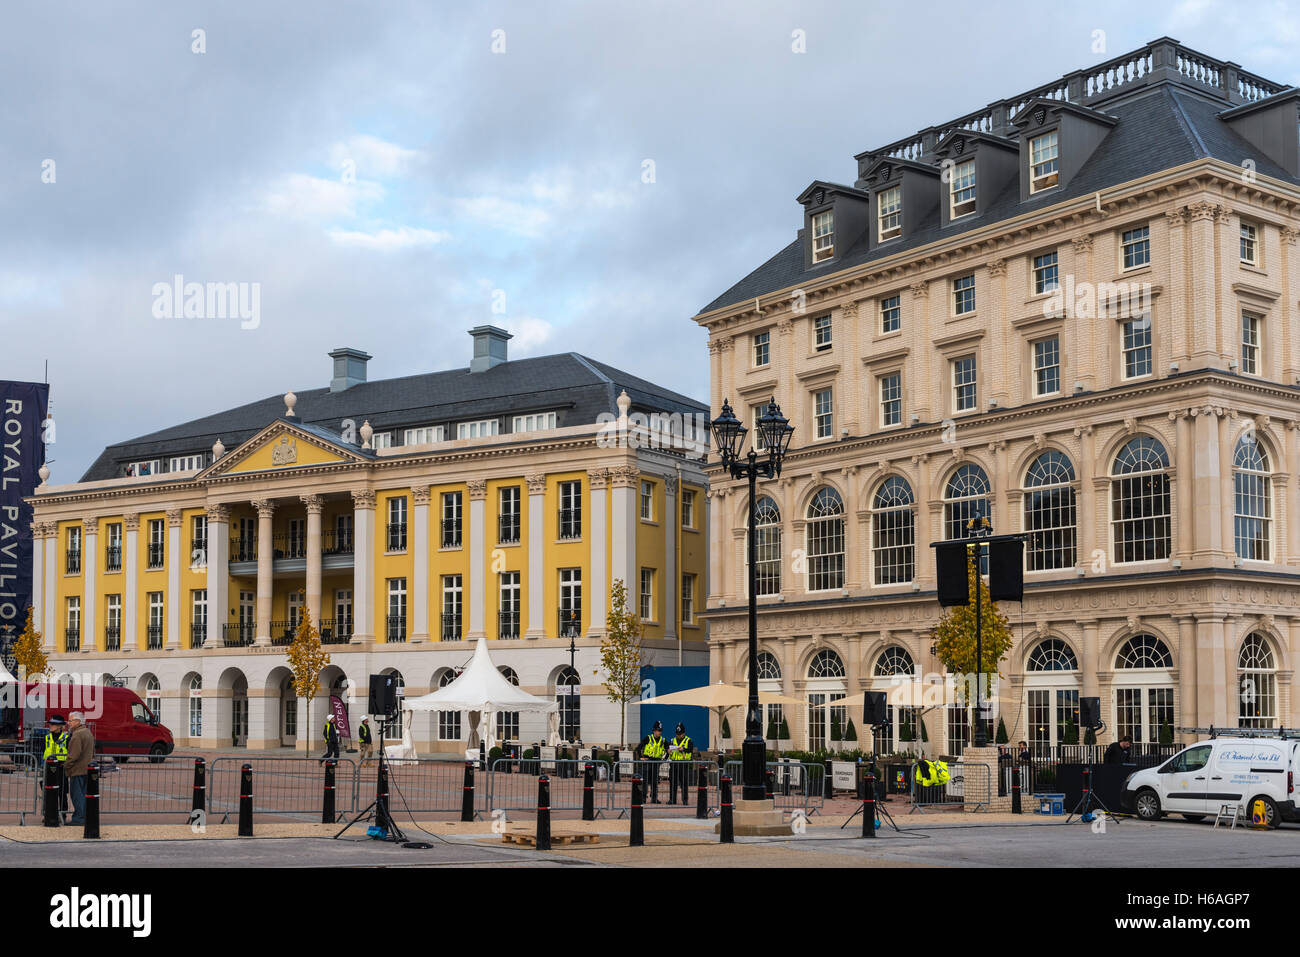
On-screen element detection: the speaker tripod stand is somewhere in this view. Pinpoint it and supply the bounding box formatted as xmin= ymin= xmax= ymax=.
xmin=334 ymin=717 xmax=408 ymax=843
xmin=840 ymin=763 xmax=900 ymax=833
xmin=1065 ymin=764 xmax=1115 ymax=825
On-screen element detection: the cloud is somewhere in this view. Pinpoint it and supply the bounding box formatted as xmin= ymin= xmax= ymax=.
xmin=327 ymin=225 xmax=451 ymax=249
xmin=262 ymin=173 xmax=384 ymax=222
xmin=328 ymin=134 xmax=425 ymax=179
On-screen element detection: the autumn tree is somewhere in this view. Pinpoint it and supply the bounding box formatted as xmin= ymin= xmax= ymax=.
xmin=11 ymin=606 xmax=50 ymax=681
xmin=933 ymin=548 xmax=1014 ymax=722
xmin=598 ymin=579 xmax=644 ymax=747
xmin=286 ymin=606 xmax=330 ymax=753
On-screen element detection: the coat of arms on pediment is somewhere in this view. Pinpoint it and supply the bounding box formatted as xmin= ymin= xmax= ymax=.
xmin=271 ymin=436 xmax=298 ymax=466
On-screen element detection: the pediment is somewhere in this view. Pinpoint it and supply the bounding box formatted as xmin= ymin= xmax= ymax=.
xmin=200 ymin=419 xmax=369 ymax=478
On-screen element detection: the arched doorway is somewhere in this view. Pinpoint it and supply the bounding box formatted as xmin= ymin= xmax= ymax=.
xmin=805 ymin=649 xmax=846 ymax=751
xmin=554 ymin=666 xmax=580 ymax=743
xmin=219 ymin=668 xmax=249 ymax=748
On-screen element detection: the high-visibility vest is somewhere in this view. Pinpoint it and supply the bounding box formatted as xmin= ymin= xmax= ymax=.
xmin=323 ymin=720 xmax=334 ymax=743
xmin=358 ymin=723 xmax=371 ymax=744
xmin=44 ymin=730 xmax=68 ymax=763
xmin=669 ymin=735 xmax=692 ymax=760
xmin=914 ymin=759 xmax=950 ymax=787
xmin=643 ymin=735 xmax=667 ymax=759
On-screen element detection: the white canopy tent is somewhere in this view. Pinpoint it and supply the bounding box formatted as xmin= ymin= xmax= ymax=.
xmin=392 ymin=638 xmax=559 ymax=760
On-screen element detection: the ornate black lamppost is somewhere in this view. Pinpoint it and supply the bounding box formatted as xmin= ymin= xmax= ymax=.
xmin=567 ymin=628 xmax=578 ymax=745
xmin=710 ymin=397 xmax=794 ymax=801
xmin=965 ymin=513 xmax=992 ymax=749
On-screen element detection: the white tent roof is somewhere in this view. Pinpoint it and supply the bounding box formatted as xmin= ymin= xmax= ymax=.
xmin=400 ymin=638 xmax=559 ymax=714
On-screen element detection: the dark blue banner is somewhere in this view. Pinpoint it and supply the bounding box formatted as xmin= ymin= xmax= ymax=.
xmin=1 ymin=380 xmax=50 ymax=663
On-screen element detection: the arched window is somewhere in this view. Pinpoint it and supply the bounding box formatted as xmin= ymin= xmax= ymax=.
xmin=873 ymin=647 xmax=914 ymax=676
xmin=752 ymin=497 xmax=782 ymax=596
xmin=187 ymin=675 xmax=202 ymax=738
xmin=497 ymin=667 xmax=520 ymax=742
xmin=1114 ymin=634 xmax=1174 ymax=744
xmin=557 ymin=666 xmax=581 ymax=742
xmin=808 ymin=649 xmax=845 ymax=678
xmin=1111 ymin=436 xmax=1171 ymax=563
xmin=438 ymin=669 xmax=461 ymax=741
xmin=144 ymin=675 xmax=161 ymax=717
xmin=1027 ymin=638 xmax=1079 ymax=672
xmin=805 ymin=488 xmax=845 ymax=592
xmin=755 ymin=652 xmax=783 ymax=739
xmin=1238 ymin=633 xmax=1277 ymax=728
xmin=944 ymin=465 xmax=991 ymax=540
xmin=872 ymin=477 xmax=915 ymax=585
xmin=1233 ymin=437 xmax=1271 ymax=562
xmin=1024 ymin=451 xmax=1077 ymax=571
xmin=806 ymin=649 xmax=846 ymax=751
xmin=756 ymin=651 xmax=781 ymax=680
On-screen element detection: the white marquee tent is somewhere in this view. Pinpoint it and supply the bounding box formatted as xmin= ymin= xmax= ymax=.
xmin=390 ymin=638 xmax=560 ymax=760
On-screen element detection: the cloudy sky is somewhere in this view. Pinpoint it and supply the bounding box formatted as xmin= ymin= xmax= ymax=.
xmin=3 ymin=0 xmax=1297 ymax=480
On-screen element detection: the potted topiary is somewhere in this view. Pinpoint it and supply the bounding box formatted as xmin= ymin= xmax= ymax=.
xmin=995 ymin=717 xmax=1009 ymax=746
xmin=830 ymin=715 xmax=843 ymax=753
xmin=721 ymin=716 xmax=732 ymax=746
xmin=845 ymin=719 xmax=857 ymax=748
xmin=778 ymin=717 xmax=791 ymax=751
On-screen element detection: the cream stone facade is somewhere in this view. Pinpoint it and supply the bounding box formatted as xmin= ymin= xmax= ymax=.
xmin=694 ymin=42 xmax=1300 ymax=758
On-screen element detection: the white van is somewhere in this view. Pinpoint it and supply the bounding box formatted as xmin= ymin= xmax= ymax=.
xmin=1121 ymin=736 xmax=1296 ymax=827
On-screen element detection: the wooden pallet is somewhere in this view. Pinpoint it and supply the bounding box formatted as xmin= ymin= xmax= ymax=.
xmin=501 ymin=827 xmax=599 ymax=847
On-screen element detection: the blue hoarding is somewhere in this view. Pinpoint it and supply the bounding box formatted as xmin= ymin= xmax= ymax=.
xmin=639 ymin=664 xmax=709 ymax=743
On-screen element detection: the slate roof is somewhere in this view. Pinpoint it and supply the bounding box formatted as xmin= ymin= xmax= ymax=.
xmin=700 ymin=76 xmax=1300 ymax=316
xmin=81 ymin=353 xmax=707 ymax=482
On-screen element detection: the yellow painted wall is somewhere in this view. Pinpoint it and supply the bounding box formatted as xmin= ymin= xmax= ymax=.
xmin=429 ymin=484 xmax=469 ymax=639
xmin=180 ymin=509 xmax=208 ymax=646
xmin=224 ymin=436 xmax=348 ymax=474
xmin=136 ymin=513 xmax=167 ymax=649
xmin=484 ymin=477 xmax=525 ymax=638
xmin=374 ymin=487 xmax=415 ymax=643
xmin=635 ymin=475 xmax=667 ymax=639
xmin=542 ymin=472 xmax=589 ymax=638
xmin=679 ymin=482 xmax=707 ymax=635
xmin=54 ymin=520 xmax=81 ymax=653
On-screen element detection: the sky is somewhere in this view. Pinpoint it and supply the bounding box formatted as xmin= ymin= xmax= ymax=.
xmin=3 ymin=0 xmax=1299 ymax=480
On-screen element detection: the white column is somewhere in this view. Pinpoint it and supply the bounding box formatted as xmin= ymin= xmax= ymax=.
xmin=81 ymin=520 xmax=97 ymax=653
xmin=204 ymin=506 xmax=229 ymax=648
xmin=43 ymin=523 xmax=57 ymax=646
xmin=351 ymin=490 xmax=375 ymax=644
xmin=411 ymin=487 xmax=430 ymax=642
xmin=303 ymin=494 xmax=323 ymax=623
xmin=663 ymin=476 xmax=677 ymax=641
xmin=611 ymin=465 xmax=637 ymax=593
xmin=525 ymin=474 xmax=546 ymax=639
xmin=123 ymin=513 xmax=139 ymax=649
xmin=588 ymin=470 xmax=608 ymax=635
xmin=166 ymin=510 xmax=182 ymax=649
xmin=253 ymin=500 xmax=275 ymax=645
xmin=31 ymin=524 xmax=45 ymax=647
xmin=467 ymin=479 xmax=487 ymax=639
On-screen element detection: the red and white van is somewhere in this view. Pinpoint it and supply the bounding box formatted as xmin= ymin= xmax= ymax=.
xmin=1 ymin=681 xmax=174 ymax=761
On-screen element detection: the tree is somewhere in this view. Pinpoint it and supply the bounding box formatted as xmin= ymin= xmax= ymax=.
xmin=598 ymin=579 xmax=644 ymax=747
xmin=830 ymin=714 xmax=842 ymax=750
xmin=1158 ymin=720 xmax=1174 ymax=746
xmin=898 ymin=711 xmax=915 ymax=743
xmin=722 ymin=716 xmax=732 ymax=741
xmin=1084 ymin=725 xmax=1097 ymax=745
xmin=778 ymin=717 xmax=790 ymax=742
xmin=933 ymin=549 xmax=1015 ymax=715
xmin=286 ymin=606 xmax=330 ymax=754
xmin=995 ymin=717 xmax=1009 ymax=745
xmin=12 ymin=606 xmax=50 ymax=680
xmin=845 ymin=718 xmax=857 ymax=743
xmin=766 ymin=717 xmax=778 ymax=740
xmin=1061 ymin=717 xmax=1079 ymax=745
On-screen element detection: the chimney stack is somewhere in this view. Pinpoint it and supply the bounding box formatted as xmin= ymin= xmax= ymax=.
xmin=468 ymin=325 xmax=512 ymax=373
xmin=329 ymin=347 xmax=372 ymax=392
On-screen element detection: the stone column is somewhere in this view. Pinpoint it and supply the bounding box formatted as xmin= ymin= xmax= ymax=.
xmin=1081 ymin=620 xmax=1099 ymax=702
xmin=663 ymin=476 xmax=678 ymax=640
xmin=42 ymin=523 xmax=58 ymax=647
xmin=912 ymin=453 xmax=934 ymax=588
xmin=350 ymin=490 xmax=375 ymax=644
xmin=302 ymin=494 xmax=323 ymax=624
xmin=30 ymin=523 xmax=44 ymax=647
xmin=1191 ymin=408 xmax=1225 ymax=562
xmin=525 ymin=473 xmax=546 ymax=639
xmin=587 ymin=469 xmax=609 ymax=636
xmin=1289 ymin=422 xmax=1300 ymax=568
xmin=1195 ymin=614 xmax=1229 ymax=726
xmin=610 ymin=465 xmax=638 ymax=596
xmin=204 ymin=505 xmax=230 ymax=648
xmin=467 ymin=479 xmax=487 ymax=639
xmin=1219 ymin=412 xmax=1235 ymax=561
xmin=1073 ymin=427 xmax=1095 ymax=569
xmin=123 ymin=512 xmax=139 ymax=649
xmin=252 ymin=500 xmax=275 ymax=646
xmin=82 ymin=519 xmax=97 ymax=653
xmin=1172 ymin=410 xmax=1194 ymax=562
xmin=1186 ymin=202 xmax=1222 ymax=369
xmin=410 ymin=486 xmax=430 ymax=642
xmin=166 ymin=509 xmax=182 ymax=649
xmin=1176 ymin=615 xmax=1197 ymax=730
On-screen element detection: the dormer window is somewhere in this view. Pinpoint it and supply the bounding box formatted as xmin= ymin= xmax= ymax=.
xmin=877 ymin=185 xmax=902 ymax=241
xmin=812 ymin=210 xmax=834 ymax=262
xmin=1029 ymin=131 xmax=1059 ymax=193
xmin=949 ymin=160 xmax=976 ymax=218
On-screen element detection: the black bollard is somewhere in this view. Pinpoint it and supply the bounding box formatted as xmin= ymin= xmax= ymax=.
xmin=719 ymin=775 xmax=734 ymax=843
xmin=461 ymin=761 xmax=475 ymax=823
xmin=42 ymin=758 xmax=60 ymax=828
xmin=376 ymin=758 xmax=392 ymax=833
xmin=581 ymin=762 xmax=595 ymax=821
xmin=823 ymin=759 xmax=834 ymax=799
xmin=764 ymin=768 xmax=774 ymax=800
xmin=191 ymin=757 xmax=207 ymax=823
xmin=630 ymin=775 xmax=644 ymax=847
xmin=83 ymin=762 xmax=100 ymax=840
xmin=322 ymin=759 xmax=337 ymax=824
xmin=1011 ymin=765 xmax=1022 ymax=814
xmin=536 ymin=774 xmax=551 ymax=851
xmin=862 ymin=770 xmax=876 ymax=838
xmin=238 ymin=763 xmax=253 ymax=837
xmin=695 ymin=764 xmax=708 ymax=820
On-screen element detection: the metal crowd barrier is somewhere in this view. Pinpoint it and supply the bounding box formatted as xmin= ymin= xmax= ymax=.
xmin=210 ymin=756 xmax=358 ymax=822
xmin=911 ymin=761 xmax=991 ymax=812
xmin=0 ymin=748 xmax=40 ymax=823
xmin=487 ymin=758 xmax=612 ymax=814
xmin=723 ymin=760 xmax=825 ymax=815
xmin=84 ymin=753 xmax=200 ymax=818
xmin=359 ymin=757 xmax=480 ymax=817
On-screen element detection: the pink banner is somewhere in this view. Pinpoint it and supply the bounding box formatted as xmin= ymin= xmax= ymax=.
xmin=329 ymin=695 xmax=351 ymax=739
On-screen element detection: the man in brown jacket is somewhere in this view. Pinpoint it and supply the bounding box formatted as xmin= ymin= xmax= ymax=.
xmin=64 ymin=712 xmax=95 ymax=826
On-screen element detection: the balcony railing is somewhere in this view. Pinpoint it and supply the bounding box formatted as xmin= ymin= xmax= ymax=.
xmin=230 ymin=537 xmax=256 ymax=562
xmin=321 ymin=617 xmax=352 ymax=644
xmin=498 ymin=515 xmax=520 ymax=545
xmin=105 ymin=546 xmax=122 ymax=572
xmin=64 ymin=627 xmax=80 ymax=652
xmin=322 ymin=529 xmax=353 ymax=555
xmin=146 ymin=624 xmax=164 ymax=649
xmin=558 ymin=509 xmax=581 ymax=541
xmin=272 ymin=533 xmax=306 ymax=560
xmin=223 ymin=622 xmax=255 ymax=647
xmin=441 ymin=613 xmax=461 ymax=641
xmin=190 ymin=622 xmax=206 ymax=649
xmin=269 ymin=620 xmax=298 ymax=646
xmin=147 ymin=543 xmax=165 ymax=569
xmin=65 ymin=551 xmax=81 ymax=575
xmin=440 ymin=520 xmax=461 ymax=549
xmin=104 ymin=625 xmax=121 ymax=651
xmin=558 ymin=610 xmax=581 ymax=638
xmin=386 ymin=523 xmax=407 ymax=552
xmin=498 ymin=610 xmax=520 ymax=639
xmin=386 ymin=615 xmax=407 ymax=643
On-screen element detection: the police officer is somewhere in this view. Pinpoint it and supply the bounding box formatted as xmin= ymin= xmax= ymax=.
xmin=357 ymin=716 xmax=373 ymax=765
xmin=668 ymin=722 xmax=693 ymax=805
xmin=43 ymin=715 xmax=69 ymax=817
xmin=638 ymin=721 xmax=668 ymax=803
xmin=321 ymin=713 xmax=340 ymax=764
